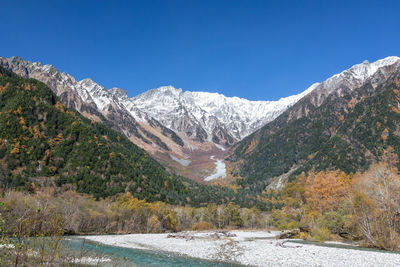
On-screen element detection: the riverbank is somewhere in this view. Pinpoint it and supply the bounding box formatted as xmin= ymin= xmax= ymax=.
xmin=82 ymin=230 xmax=400 ymax=266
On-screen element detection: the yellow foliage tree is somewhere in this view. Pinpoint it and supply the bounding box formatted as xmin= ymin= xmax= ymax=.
xmin=10 ymin=142 xmax=20 ymax=154
xmin=33 ymin=125 xmax=42 ymax=139
xmin=305 ymin=170 xmax=351 ymax=213
xmin=19 ymin=116 xmax=26 ymax=125
xmin=55 ymin=101 xmax=65 ymax=112
xmin=54 ymin=133 xmax=63 ymax=144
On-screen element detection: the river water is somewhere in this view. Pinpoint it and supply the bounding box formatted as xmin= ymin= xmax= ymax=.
xmin=63 ymin=237 xmax=245 ymax=267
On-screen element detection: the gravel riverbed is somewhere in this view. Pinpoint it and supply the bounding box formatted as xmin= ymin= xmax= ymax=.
xmin=83 ymin=231 xmax=400 ymax=266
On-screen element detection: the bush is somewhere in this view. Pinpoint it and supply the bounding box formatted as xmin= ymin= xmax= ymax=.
xmin=192 ymin=221 xmax=214 ymax=231
xmin=298 ymin=232 xmax=308 ymax=240
xmin=310 ymin=227 xmax=332 ymax=242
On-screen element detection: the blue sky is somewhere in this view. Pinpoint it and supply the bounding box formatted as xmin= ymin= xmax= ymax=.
xmin=1 ymin=0 xmax=400 ymax=100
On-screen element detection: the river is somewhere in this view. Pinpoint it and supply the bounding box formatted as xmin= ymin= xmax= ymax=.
xmin=59 ymin=232 xmax=400 ymax=266
xmin=63 ymin=237 xmax=245 ymax=266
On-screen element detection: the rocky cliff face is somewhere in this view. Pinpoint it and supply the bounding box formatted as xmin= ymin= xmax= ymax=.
xmin=132 ymin=85 xmax=313 ymax=144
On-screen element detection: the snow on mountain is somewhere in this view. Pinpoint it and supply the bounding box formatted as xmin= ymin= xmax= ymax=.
xmin=130 ymin=57 xmax=400 ymax=143
xmin=131 ymin=84 xmax=315 ymax=142
xmin=1 ymin=55 xmax=399 ymax=149
xmin=332 ymin=56 xmax=400 ymax=85
xmin=0 ymin=56 xmax=182 ymax=155
xmin=309 ymin=56 xmax=400 ymax=106
xmin=1 ymin=55 xmax=399 ymax=182
xmin=79 ymin=78 xmax=114 ymax=112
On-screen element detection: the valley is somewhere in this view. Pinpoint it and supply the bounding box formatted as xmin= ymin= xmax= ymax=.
xmin=2 ymin=55 xmax=400 ymax=265
xmin=2 ymin=56 xmax=399 ymax=188
xmin=0 ymin=56 xmax=312 ymax=182
xmin=3 ymin=1 xmax=400 ymax=266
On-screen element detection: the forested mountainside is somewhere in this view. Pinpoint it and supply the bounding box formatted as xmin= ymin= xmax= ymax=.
xmin=228 ymin=57 xmax=400 ymax=190
xmin=0 ymin=56 xmax=186 ymax=161
xmin=0 ymin=66 xmax=268 ymax=208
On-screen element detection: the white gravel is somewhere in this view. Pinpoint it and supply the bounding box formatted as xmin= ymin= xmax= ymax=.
xmin=204 ymin=158 xmax=227 ymax=181
xmin=82 ymin=231 xmax=400 ymax=266
xmin=170 ymin=155 xmax=191 ymax=166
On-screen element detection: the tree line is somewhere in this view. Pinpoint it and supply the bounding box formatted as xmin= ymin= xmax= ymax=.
xmin=0 ymin=189 xmax=268 ymax=237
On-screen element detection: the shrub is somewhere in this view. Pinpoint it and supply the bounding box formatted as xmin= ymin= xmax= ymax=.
xmin=192 ymin=221 xmax=214 ymax=231
xmin=310 ymin=227 xmax=332 ymax=242
xmin=298 ymin=232 xmax=308 ymax=240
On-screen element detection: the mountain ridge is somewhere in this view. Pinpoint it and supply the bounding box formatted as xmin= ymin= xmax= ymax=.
xmin=1 ymin=55 xmax=399 ymax=184
xmin=132 ymin=84 xmax=314 ymax=142
xmin=0 ymin=65 xmax=270 ymax=208
xmin=0 ymin=55 xmax=314 ymax=182
xmin=228 ymin=56 xmax=400 ymax=191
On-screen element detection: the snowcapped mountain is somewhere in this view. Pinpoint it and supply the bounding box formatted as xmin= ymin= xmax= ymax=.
xmin=128 ymin=57 xmax=400 ymax=144
xmin=228 ymin=56 xmax=400 ymax=189
xmin=0 ymin=55 xmax=304 ymax=148
xmin=326 ymin=57 xmax=400 ymax=90
xmin=131 ymin=84 xmax=315 ymax=143
xmin=307 ymin=56 xmax=400 ymax=107
xmin=0 ymin=56 xmax=185 ymax=154
xmin=0 ymin=55 xmax=316 ymax=181
xmin=1 ymin=55 xmax=399 ymax=182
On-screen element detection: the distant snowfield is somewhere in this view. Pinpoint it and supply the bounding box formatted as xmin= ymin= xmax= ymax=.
xmin=215 ymin=144 xmax=226 ymax=151
xmin=204 ymin=156 xmax=226 ymax=181
xmin=170 ymin=155 xmax=191 ymax=167
xmin=83 ymin=231 xmax=400 ymax=267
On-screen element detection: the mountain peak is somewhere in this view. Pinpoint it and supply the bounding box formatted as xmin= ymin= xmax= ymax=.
xmin=338 ymin=56 xmax=399 ymax=79
xmin=158 ymin=85 xmax=178 ymax=90
xmin=348 ymin=56 xmax=399 ymax=76
xmin=135 ymin=85 xmax=183 ymax=101
xmin=9 ymin=56 xmax=25 ymax=63
xmin=316 ymin=56 xmax=400 ymax=98
xmin=109 ymin=87 xmax=128 ymax=99
xmin=80 ymin=78 xmax=95 ymax=84
xmin=157 ymin=85 xmax=183 ymax=94
xmin=79 ymin=78 xmax=105 ymax=91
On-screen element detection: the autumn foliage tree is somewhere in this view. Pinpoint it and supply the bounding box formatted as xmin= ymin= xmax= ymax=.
xmin=305 ymin=170 xmax=351 ymax=213
xmin=272 ymin=148 xmax=400 ymax=250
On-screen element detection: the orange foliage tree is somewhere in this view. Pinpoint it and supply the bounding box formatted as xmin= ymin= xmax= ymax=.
xmin=305 ymin=170 xmax=352 ymax=214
